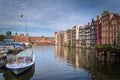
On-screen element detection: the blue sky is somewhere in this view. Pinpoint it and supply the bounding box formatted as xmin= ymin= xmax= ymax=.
xmin=0 ymin=0 xmax=120 ymax=37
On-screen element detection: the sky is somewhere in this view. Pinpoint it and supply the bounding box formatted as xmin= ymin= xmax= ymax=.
xmin=0 ymin=0 xmax=120 ymax=37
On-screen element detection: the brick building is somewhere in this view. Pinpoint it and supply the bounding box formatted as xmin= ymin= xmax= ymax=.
xmin=101 ymin=11 xmax=120 ymax=45
xmin=96 ymin=16 xmax=102 ymax=45
xmin=90 ymin=19 xmax=96 ymax=47
xmin=14 ymin=33 xmax=29 ymax=42
xmin=14 ymin=33 xmax=54 ymax=45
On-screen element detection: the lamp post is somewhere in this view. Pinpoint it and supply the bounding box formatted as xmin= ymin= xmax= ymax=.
xmin=20 ymin=15 xmax=29 ymax=42
xmin=20 ymin=15 xmax=28 ymax=36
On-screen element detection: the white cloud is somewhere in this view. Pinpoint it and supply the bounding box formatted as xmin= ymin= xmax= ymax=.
xmin=0 ymin=0 xmax=120 ymax=36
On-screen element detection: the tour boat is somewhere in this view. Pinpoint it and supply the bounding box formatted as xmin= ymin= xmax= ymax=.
xmin=6 ymin=49 xmax=35 ymax=75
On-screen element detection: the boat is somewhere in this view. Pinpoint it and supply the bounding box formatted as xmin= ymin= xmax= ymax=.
xmin=12 ymin=42 xmax=25 ymax=51
xmin=4 ymin=64 xmax=35 ymax=80
xmin=0 ymin=48 xmax=7 ymax=67
xmin=0 ymin=48 xmax=7 ymax=58
xmin=0 ymin=57 xmax=7 ymax=68
xmin=6 ymin=49 xmax=35 ymax=75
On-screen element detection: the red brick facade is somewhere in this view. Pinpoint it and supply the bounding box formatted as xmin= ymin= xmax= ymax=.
xmin=14 ymin=34 xmax=54 ymax=44
xmin=96 ymin=16 xmax=102 ymax=45
xmin=29 ymin=36 xmax=54 ymax=44
xmin=101 ymin=11 xmax=120 ymax=45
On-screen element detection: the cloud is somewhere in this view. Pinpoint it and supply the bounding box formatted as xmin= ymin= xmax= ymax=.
xmin=0 ymin=0 xmax=120 ymax=36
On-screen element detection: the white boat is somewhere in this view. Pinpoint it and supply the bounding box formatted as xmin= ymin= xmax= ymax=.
xmin=0 ymin=48 xmax=7 ymax=58
xmin=5 ymin=64 xmax=35 ymax=80
xmin=6 ymin=49 xmax=35 ymax=75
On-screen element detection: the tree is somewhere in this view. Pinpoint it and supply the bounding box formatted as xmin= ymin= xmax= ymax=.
xmin=0 ymin=35 xmax=5 ymax=41
xmin=68 ymin=40 xmax=71 ymax=48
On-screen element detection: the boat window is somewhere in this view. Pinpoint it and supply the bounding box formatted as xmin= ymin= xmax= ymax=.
xmin=25 ymin=57 xmax=32 ymax=63
xmin=8 ymin=58 xmax=16 ymax=63
xmin=17 ymin=57 xmax=24 ymax=63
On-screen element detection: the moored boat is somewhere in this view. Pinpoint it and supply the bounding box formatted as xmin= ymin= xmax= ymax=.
xmin=4 ymin=64 xmax=35 ymax=80
xmin=6 ymin=49 xmax=35 ymax=75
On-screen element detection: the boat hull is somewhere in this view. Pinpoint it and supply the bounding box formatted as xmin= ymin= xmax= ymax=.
xmin=6 ymin=49 xmax=35 ymax=75
xmin=10 ymin=63 xmax=35 ymax=75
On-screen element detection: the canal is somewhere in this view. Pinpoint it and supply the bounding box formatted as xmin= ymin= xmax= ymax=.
xmin=0 ymin=45 xmax=120 ymax=80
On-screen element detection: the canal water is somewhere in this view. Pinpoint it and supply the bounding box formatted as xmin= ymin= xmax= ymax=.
xmin=0 ymin=45 xmax=120 ymax=80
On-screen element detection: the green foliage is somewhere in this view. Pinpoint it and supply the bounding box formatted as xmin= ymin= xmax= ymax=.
xmin=0 ymin=35 xmax=5 ymax=41
xmin=68 ymin=40 xmax=71 ymax=48
xmin=95 ymin=45 xmax=115 ymax=50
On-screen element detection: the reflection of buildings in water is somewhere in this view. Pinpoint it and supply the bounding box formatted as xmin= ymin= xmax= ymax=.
xmin=55 ymin=46 xmax=96 ymax=70
xmin=96 ymin=50 xmax=120 ymax=63
xmin=54 ymin=45 xmax=58 ymax=58
xmin=4 ymin=65 xmax=35 ymax=80
xmin=63 ymin=47 xmax=68 ymax=61
xmin=75 ymin=48 xmax=80 ymax=69
xmin=55 ymin=46 xmax=120 ymax=80
xmin=33 ymin=45 xmax=46 ymax=53
xmin=55 ymin=46 xmax=63 ymax=60
xmin=68 ymin=48 xmax=75 ymax=67
xmin=78 ymin=49 xmax=90 ymax=69
xmin=55 ymin=46 xmax=70 ymax=62
xmin=91 ymin=62 xmax=120 ymax=80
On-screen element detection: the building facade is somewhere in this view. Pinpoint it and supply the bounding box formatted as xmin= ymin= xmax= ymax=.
xmin=54 ymin=11 xmax=120 ymax=48
xmin=96 ymin=16 xmax=102 ymax=45
xmin=85 ymin=24 xmax=90 ymax=48
xmin=101 ymin=11 xmax=120 ymax=45
xmin=14 ymin=33 xmax=54 ymax=44
xmin=71 ymin=25 xmax=79 ymax=47
xmin=80 ymin=26 xmax=86 ymax=47
xmin=14 ymin=33 xmax=29 ymax=42
xmin=90 ymin=19 xmax=96 ymax=47
xmin=66 ymin=29 xmax=72 ymax=47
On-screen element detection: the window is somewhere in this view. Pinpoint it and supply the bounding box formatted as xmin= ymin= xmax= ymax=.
xmin=114 ymin=20 xmax=116 ymax=24
xmin=112 ymin=20 xmax=114 ymax=25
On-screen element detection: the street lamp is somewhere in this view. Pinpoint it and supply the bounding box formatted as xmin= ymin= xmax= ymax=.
xmin=20 ymin=15 xmax=29 ymax=42
xmin=20 ymin=15 xmax=28 ymax=36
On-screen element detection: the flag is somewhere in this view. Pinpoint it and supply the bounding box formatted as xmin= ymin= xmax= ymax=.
xmin=20 ymin=15 xmax=23 ymax=18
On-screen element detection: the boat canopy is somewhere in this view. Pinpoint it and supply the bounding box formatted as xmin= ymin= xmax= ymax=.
xmin=15 ymin=49 xmax=32 ymax=57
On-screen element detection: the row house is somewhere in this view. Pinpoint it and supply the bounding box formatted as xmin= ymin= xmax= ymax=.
xmin=71 ymin=26 xmax=76 ymax=47
xmin=90 ymin=19 xmax=96 ymax=47
xmin=85 ymin=23 xmax=90 ymax=48
xmin=55 ymin=11 xmax=120 ymax=48
xmin=79 ymin=26 xmax=82 ymax=47
xmin=63 ymin=31 xmax=67 ymax=46
xmin=96 ymin=16 xmax=102 ymax=45
xmin=66 ymin=29 xmax=72 ymax=46
xmin=71 ymin=25 xmax=79 ymax=47
xmin=55 ymin=30 xmax=72 ymax=46
xmin=55 ymin=32 xmax=58 ymax=45
xmin=101 ymin=11 xmax=120 ymax=45
xmin=79 ymin=20 xmax=97 ymax=48
xmin=79 ymin=26 xmax=86 ymax=47
xmin=62 ymin=30 xmax=72 ymax=46
xmin=55 ymin=31 xmax=64 ymax=46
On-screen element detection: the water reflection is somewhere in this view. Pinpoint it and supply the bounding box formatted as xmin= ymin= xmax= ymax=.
xmin=55 ymin=46 xmax=120 ymax=80
xmin=0 ymin=45 xmax=119 ymax=80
